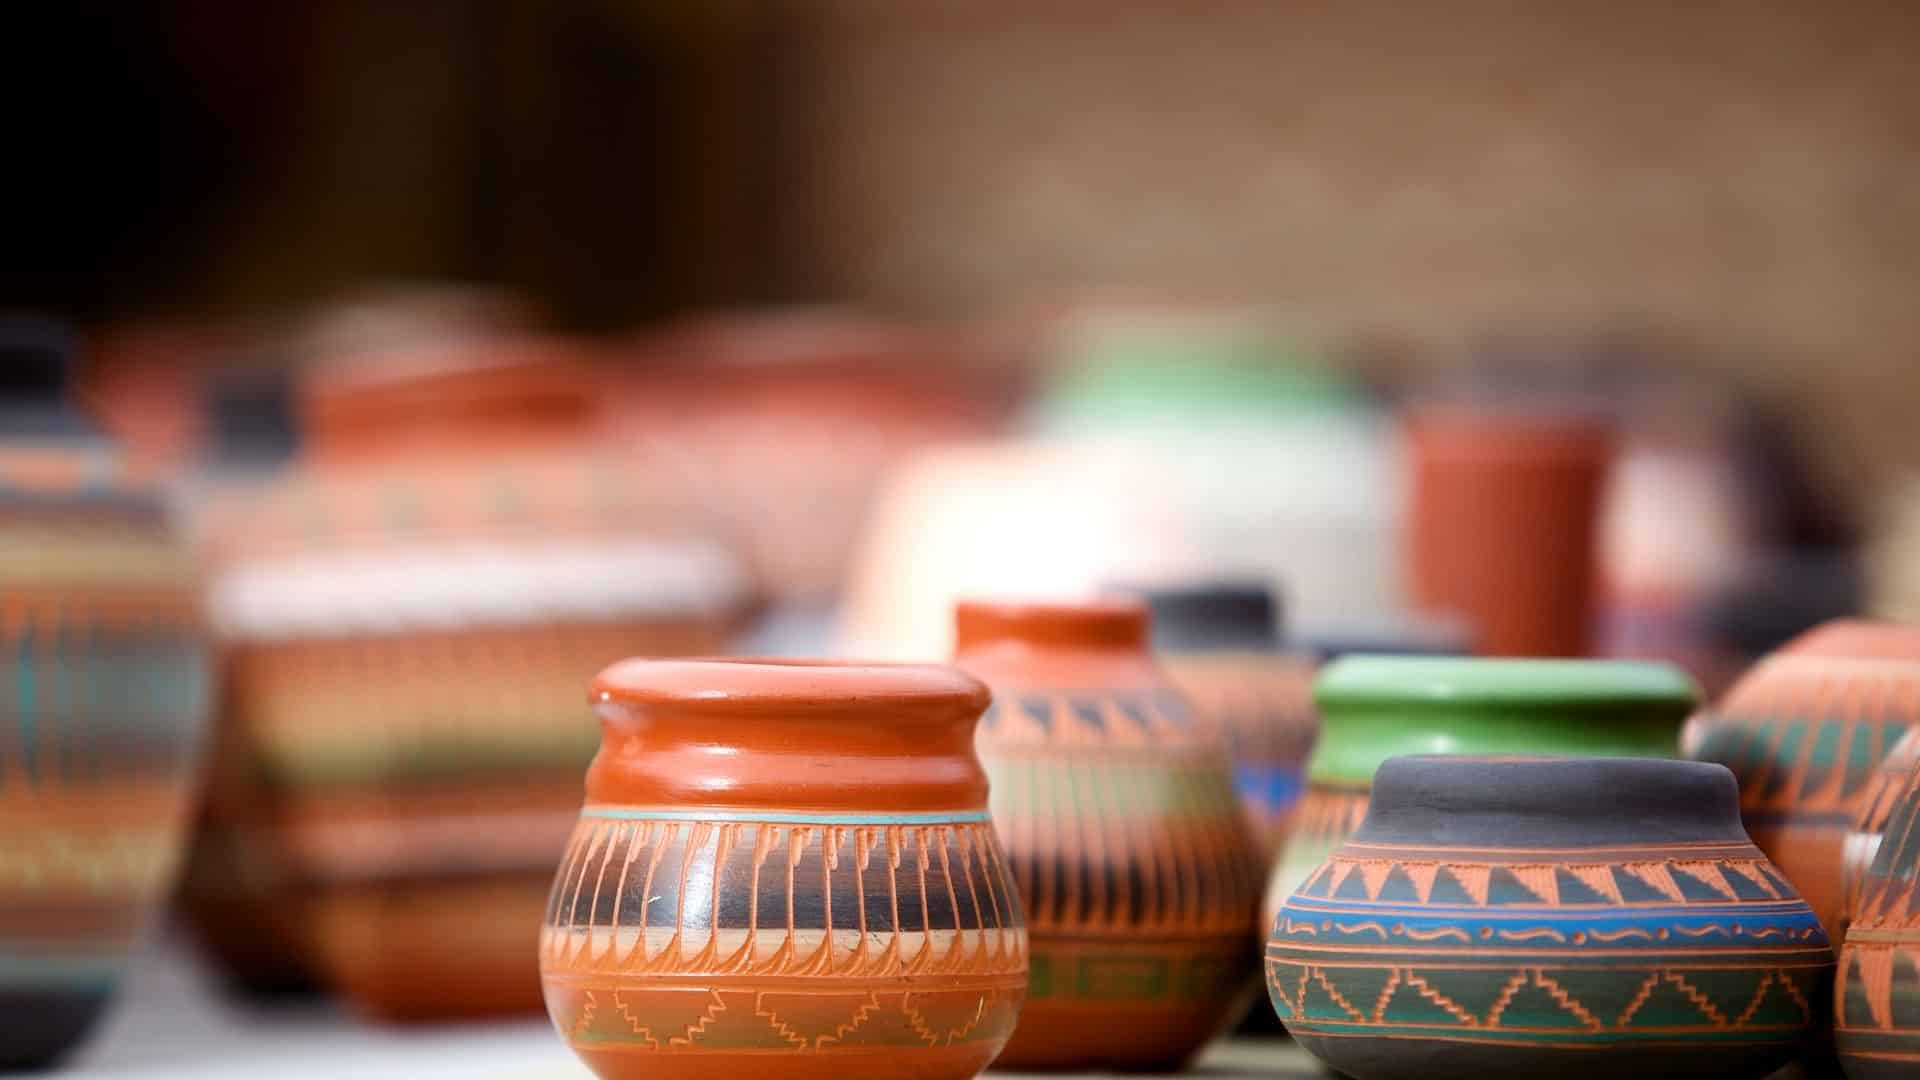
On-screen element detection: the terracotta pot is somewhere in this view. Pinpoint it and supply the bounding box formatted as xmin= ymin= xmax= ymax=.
xmin=1406 ymin=408 xmax=1614 ymax=657
xmin=1686 ymin=619 xmax=1920 ymax=941
xmin=618 ymin=310 xmax=1011 ymax=606
xmin=1133 ymin=584 xmax=1316 ymax=861
xmin=1842 ymin=727 xmax=1920 ymax=933
xmin=954 ymin=599 xmax=1262 ymax=1070
xmin=1266 ymin=657 xmax=1693 ymax=933
xmin=189 ymin=341 xmax=756 ymax=1018
xmin=1271 ymin=755 xmax=1832 ymax=1079
xmin=0 ymin=321 xmax=212 ymax=1065
xmin=1838 ymin=744 xmax=1920 ymax=1078
xmin=540 ymin=659 xmax=1026 ymax=1080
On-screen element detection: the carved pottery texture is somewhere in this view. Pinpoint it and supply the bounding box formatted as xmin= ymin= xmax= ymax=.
xmin=0 ymin=508 xmax=208 ymax=1063
xmin=1839 ymin=743 xmax=1920 ymax=1076
xmin=1267 ymin=784 xmax=1372 ymax=928
xmin=1844 ymin=728 xmax=1920 ymax=930
xmin=1162 ymin=653 xmax=1318 ymax=858
xmin=541 ymin=813 xmax=1027 ymax=1066
xmin=977 ymin=688 xmax=1261 ymax=1065
xmin=1270 ymin=842 xmax=1833 ymax=1061
xmin=1690 ymin=654 xmax=1920 ymax=937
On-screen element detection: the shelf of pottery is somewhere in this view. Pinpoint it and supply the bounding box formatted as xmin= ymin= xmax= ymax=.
xmin=13 ymin=309 xmax=1920 ymax=1080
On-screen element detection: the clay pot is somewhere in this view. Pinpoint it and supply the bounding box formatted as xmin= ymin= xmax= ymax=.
xmin=1842 ymin=728 xmax=1920 ymax=933
xmin=1271 ymin=755 xmax=1832 ymax=1079
xmin=1266 ymin=656 xmax=1693 ymax=931
xmin=193 ymin=341 xmax=755 ymax=1018
xmin=1406 ymin=408 xmax=1614 ymax=657
xmin=0 ymin=321 xmax=212 ymax=1065
xmin=1132 ymin=583 xmax=1316 ymax=861
xmin=954 ymin=599 xmax=1263 ymax=1070
xmin=617 ymin=310 xmax=1011 ymax=607
xmin=1686 ymin=619 xmax=1920 ymax=941
xmin=540 ymin=659 xmax=1026 ymax=1080
xmin=1838 ymin=744 xmax=1920 ymax=1078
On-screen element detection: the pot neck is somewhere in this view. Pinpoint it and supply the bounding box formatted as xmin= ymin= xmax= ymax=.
xmin=584 ymin=658 xmax=992 ymax=814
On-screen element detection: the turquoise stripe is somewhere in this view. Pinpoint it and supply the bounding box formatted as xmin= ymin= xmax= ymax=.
xmin=581 ymin=805 xmax=991 ymax=826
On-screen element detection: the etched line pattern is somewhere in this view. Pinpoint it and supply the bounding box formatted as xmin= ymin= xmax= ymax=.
xmin=542 ymin=817 xmax=1028 ymax=979
xmin=984 ymin=746 xmax=1261 ymax=936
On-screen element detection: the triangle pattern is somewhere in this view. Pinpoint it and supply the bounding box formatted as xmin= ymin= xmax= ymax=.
xmin=1358 ymin=860 xmax=1395 ymax=900
xmin=1671 ymin=969 xmax=1769 ymax=1023
xmin=1442 ymin=864 xmax=1491 ymax=905
xmin=1300 ymin=968 xmax=1365 ymax=1021
xmin=1333 ymin=867 xmax=1374 ymax=900
xmin=1670 ymin=862 xmax=1737 ymax=902
xmin=1325 ymin=861 xmax=1357 ymax=899
xmin=1744 ymin=971 xmax=1817 ymax=1028
xmin=1490 ymin=974 xmax=1592 ymax=1029
xmin=1406 ymin=968 xmax=1518 ymax=1022
xmin=1720 ymin=862 xmax=1778 ymax=900
xmin=1509 ymin=865 xmax=1560 ymax=905
xmin=1555 ymin=866 xmax=1616 ymax=905
xmin=1376 ymin=864 xmax=1423 ymax=903
xmin=1320 ymin=967 xmax=1398 ymax=1022
xmin=1623 ymin=974 xmax=1721 ymax=1029
xmin=1539 ymin=969 xmax=1657 ymax=1028
xmin=1620 ymin=862 xmax=1685 ymax=902
xmin=1427 ymin=866 xmax=1479 ymax=905
xmin=1401 ymin=862 xmax=1440 ymax=903
xmin=1383 ymin=974 xmax=1479 ymax=1027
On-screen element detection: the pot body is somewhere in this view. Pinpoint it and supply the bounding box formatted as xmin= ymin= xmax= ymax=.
xmin=1267 ymin=657 xmax=1692 ymax=929
xmin=955 ymin=600 xmax=1262 ymax=1070
xmin=185 ymin=350 xmax=754 ymax=1015
xmin=1160 ymin=650 xmax=1317 ymax=861
xmin=0 ymin=438 xmax=210 ymax=1065
xmin=1271 ymin=756 xmax=1832 ymax=1080
xmin=1839 ymin=742 xmax=1920 ymax=1078
xmin=541 ymin=659 xmax=1027 ymax=1080
xmin=1687 ymin=620 xmax=1920 ymax=940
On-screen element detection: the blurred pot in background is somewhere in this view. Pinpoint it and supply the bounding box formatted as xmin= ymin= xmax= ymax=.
xmin=1597 ymin=383 xmax=1757 ymax=694
xmin=0 ymin=321 xmax=212 ymax=1067
xmin=841 ymin=440 xmax=1192 ymax=661
xmin=1123 ymin=582 xmax=1316 ymax=862
xmin=614 ymin=309 xmax=1015 ymax=649
xmin=1026 ymin=304 xmax=1402 ymax=640
xmin=1405 ymin=403 xmax=1614 ymax=657
xmin=193 ymin=337 xmax=755 ymax=1019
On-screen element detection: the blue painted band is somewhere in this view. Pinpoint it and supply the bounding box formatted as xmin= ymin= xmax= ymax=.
xmin=1234 ymin=763 xmax=1305 ymax=810
xmin=580 ymin=805 xmax=992 ymax=826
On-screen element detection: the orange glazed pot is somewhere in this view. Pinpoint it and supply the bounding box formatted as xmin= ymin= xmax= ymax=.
xmin=954 ymin=600 xmax=1262 ymax=1071
xmin=541 ymin=659 xmax=1028 ymax=1080
xmin=1687 ymin=619 xmax=1920 ymax=941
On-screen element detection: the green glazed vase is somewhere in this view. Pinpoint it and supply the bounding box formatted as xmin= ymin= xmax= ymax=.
xmin=1262 ymin=656 xmax=1697 ymax=926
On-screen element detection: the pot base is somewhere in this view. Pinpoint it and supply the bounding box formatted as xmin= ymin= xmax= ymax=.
xmin=1292 ymin=1031 xmax=1805 ymax=1080
xmin=0 ymin=986 xmax=110 ymax=1070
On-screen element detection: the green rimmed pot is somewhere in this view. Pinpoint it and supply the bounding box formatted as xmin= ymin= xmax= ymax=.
xmin=1263 ymin=656 xmax=1696 ymax=929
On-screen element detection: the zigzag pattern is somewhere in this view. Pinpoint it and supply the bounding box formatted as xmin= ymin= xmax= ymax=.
xmin=1298 ymin=850 xmax=1799 ymax=908
xmin=548 ymin=984 xmax=1024 ymax=1053
xmin=1270 ymin=961 xmax=1822 ymax=1034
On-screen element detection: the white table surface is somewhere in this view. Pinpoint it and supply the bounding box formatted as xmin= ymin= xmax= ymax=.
xmin=65 ymin=935 xmax=1314 ymax=1078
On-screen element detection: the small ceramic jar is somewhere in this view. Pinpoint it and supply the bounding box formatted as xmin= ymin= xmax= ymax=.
xmin=955 ymin=599 xmax=1263 ymax=1070
xmin=541 ymin=659 xmax=1026 ymax=1080
xmin=0 ymin=322 xmax=211 ymax=1066
xmin=1267 ymin=656 xmax=1693 ymax=930
xmin=1271 ymin=756 xmax=1833 ymax=1080
xmin=1687 ymin=619 xmax=1920 ymax=940
xmin=1839 ymin=742 xmax=1920 ymax=1078
xmin=1134 ymin=583 xmax=1317 ymax=861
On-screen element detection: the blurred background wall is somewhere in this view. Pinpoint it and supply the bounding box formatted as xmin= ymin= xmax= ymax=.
xmin=6 ymin=0 xmax=1917 ymax=487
